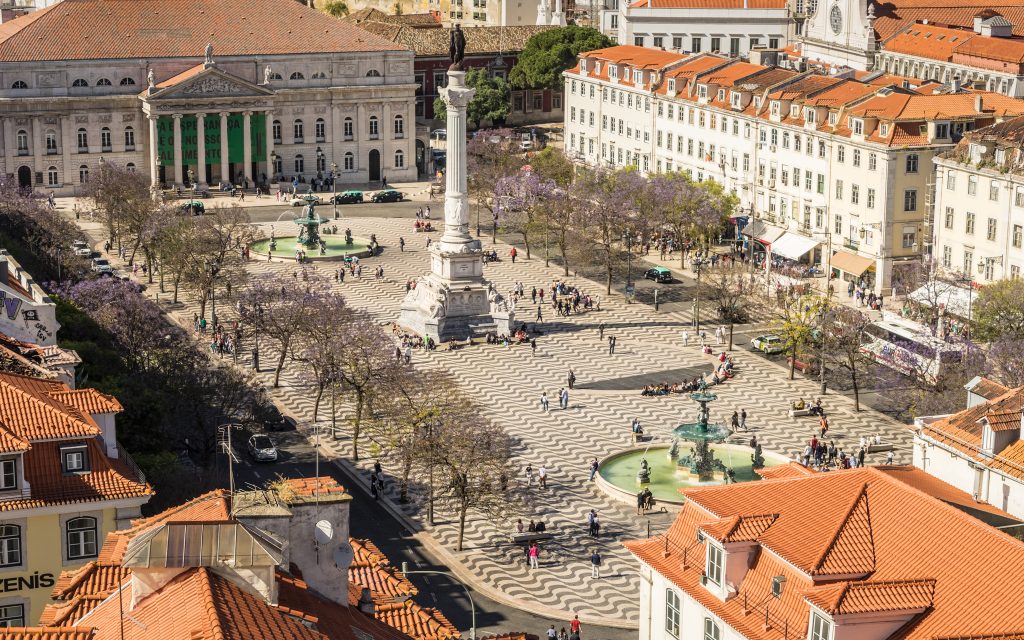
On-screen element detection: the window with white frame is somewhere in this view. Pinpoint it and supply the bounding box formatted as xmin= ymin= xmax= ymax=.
xmin=46 ymin=131 xmax=57 ymax=154
xmin=0 ymin=460 xmax=14 ymax=491
xmin=665 ymin=589 xmax=680 ymax=636
xmin=968 ymin=175 xmax=977 ymax=195
xmin=906 ymin=153 xmax=919 ymax=173
xmin=293 ymin=119 xmax=304 ymax=142
xmin=47 ymin=166 xmax=59 ymax=187
xmin=66 ymin=516 xmax=97 ymax=560
xmin=704 ymin=618 xmax=721 ymax=640
xmin=344 ymin=118 xmax=354 ymax=140
xmin=987 ymin=217 xmax=997 ymax=241
xmin=124 ymin=126 xmax=135 ymax=150
xmin=369 ymin=116 xmax=379 ymax=138
xmin=315 ymin=118 xmax=326 ymax=142
xmin=344 ymin=152 xmax=354 ymax=171
xmin=904 ymin=189 xmax=917 ymax=211
xmin=295 ymin=154 xmax=304 ymax=173
xmin=705 ymin=543 xmax=723 ymax=585
xmin=79 ymin=165 xmax=89 ymax=183
xmin=61 ymin=445 xmax=87 ymax=473
xmin=394 ymin=115 xmax=405 ymax=137
xmin=990 ymin=180 xmax=1000 ymax=201
xmin=810 ymin=613 xmax=832 ymax=640
xmin=100 ymin=127 xmax=111 ymax=152
xmin=1013 ymin=224 xmax=1022 ymax=248
xmin=77 ymin=128 xmax=88 ymax=152
xmin=395 ymin=150 xmax=405 ymax=168
xmin=272 ymin=120 xmax=282 ymax=144
xmin=0 ymin=603 xmax=24 ymax=627
xmin=966 ymin=211 xmax=976 ymax=234
xmin=0 ymin=524 xmax=20 ymax=567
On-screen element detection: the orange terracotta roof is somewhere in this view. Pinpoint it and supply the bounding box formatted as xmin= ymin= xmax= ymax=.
xmin=883 ymin=23 xmax=974 ymax=62
xmin=41 ymin=561 xmax=129 ymax=627
xmin=872 ymin=4 xmax=1024 ymax=41
xmin=756 ymin=462 xmax=816 ymax=480
xmin=968 ymin=377 xmax=1011 ymax=401
xmin=581 ymin=45 xmax=686 ymax=69
xmin=803 ymin=579 xmax=936 ymax=615
xmin=374 ymin=600 xmax=460 ymax=640
xmin=921 ymin=386 xmax=1024 ymax=476
xmin=0 ymin=630 xmax=95 ymax=640
xmin=628 ymin=0 xmax=784 ymax=8
xmin=768 ymin=75 xmax=844 ymax=100
xmin=48 ymin=389 xmax=122 ymax=415
xmin=624 ymin=468 xmax=1024 ymax=640
xmin=850 ymin=92 xmax=1024 ymax=121
xmin=703 ymin=62 xmax=763 ymax=86
xmin=803 ymin=80 xmax=876 ymax=107
xmin=700 ymin=513 xmax=778 ymax=543
xmin=874 ymin=465 xmax=1020 ymax=524
xmin=154 ymin=64 xmax=206 ymax=89
xmin=277 ymin=571 xmax=415 ymax=640
xmin=281 ymin=476 xmax=348 ymax=498
xmin=0 ymin=373 xmax=100 ymax=447
xmin=0 ymin=439 xmax=151 ymax=512
xmin=0 ymin=0 xmax=406 ymax=62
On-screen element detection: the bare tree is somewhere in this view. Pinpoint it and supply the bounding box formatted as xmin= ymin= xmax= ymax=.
xmin=173 ymin=205 xmax=253 ymax=319
xmin=826 ymin=306 xmax=873 ymax=411
xmin=290 ymin=290 xmax=351 ymax=421
xmin=699 ymin=263 xmax=751 ymax=348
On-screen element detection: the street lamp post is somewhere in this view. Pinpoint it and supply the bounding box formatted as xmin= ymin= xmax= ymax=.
xmin=400 ymin=563 xmax=476 ymax=640
xmin=331 ymin=162 xmax=339 ymax=219
xmin=188 ymin=168 xmax=196 ymax=202
xmin=693 ymin=257 xmax=706 ymax=331
xmin=206 ymin=258 xmax=221 ymax=324
xmin=623 ymin=230 xmax=634 ymax=288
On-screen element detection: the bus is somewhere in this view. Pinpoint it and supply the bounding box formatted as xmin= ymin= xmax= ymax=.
xmin=860 ymin=317 xmax=964 ymax=384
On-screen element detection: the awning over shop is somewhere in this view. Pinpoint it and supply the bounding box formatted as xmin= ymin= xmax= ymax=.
xmin=830 ymin=250 xmax=875 ymax=276
xmin=770 ymin=233 xmax=819 ymax=261
xmin=909 ymin=281 xmax=975 ymax=319
xmin=741 ymin=219 xmax=784 ymax=245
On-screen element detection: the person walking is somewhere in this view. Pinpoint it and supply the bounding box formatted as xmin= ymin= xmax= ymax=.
xmin=569 ymin=615 xmax=582 ymax=639
xmin=538 ymin=465 xmax=548 ymax=488
xmin=536 ymin=306 xmax=543 ymax=322
xmin=607 ymin=336 xmax=615 ymax=355
xmin=590 ymin=550 xmax=602 ymax=579
xmin=540 ymin=392 xmax=550 ymax=412
xmin=547 ymin=626 xmax=557 ymax=640
xmin=567 ymin=369 xmax=576 ymax=390
xmin=586 ymin=510 xmax=598 ymax=536
xmin=531 ymin=338 xmax=538 ymax=356
xmin=528 ymin=542 xmax=540 ymax=569
xmin=682 ymin=330 xmax=689 ymax=346
xmin=399 ymin=237 xmax=405 ymax=252
xmin=740 ymin=408 xmax=748 ymax=431
xmin=589 ymin=457 xmax=599 ymax=481
xmin=598 ymin=323 xmax=606 ymax=340
xmin=560 ymin=387 xmax=570 ymax=410
xmin=510 ymin=247 xmax=518 ymax=263
xmin=557 ymin=387 xmax=566 ymax=410
xmin=731 ymin=411 xmax=740 ymax=433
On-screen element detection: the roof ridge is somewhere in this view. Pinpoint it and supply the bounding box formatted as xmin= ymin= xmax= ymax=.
xmin=812 ymin=481 xmax=874 ymax=574
xmin=197 ymin=568 xmax=227 ymax=640
xmin=0 ymin=375 xmax=97 ymax=438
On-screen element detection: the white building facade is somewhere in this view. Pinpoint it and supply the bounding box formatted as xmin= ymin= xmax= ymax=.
xmin=566 ymin=47 xmax=1024 ymax=293
xmin=0 ymin=0 xmax=419 ymax=195
xmin=932 ymin=115 xmax=1024 ymax=283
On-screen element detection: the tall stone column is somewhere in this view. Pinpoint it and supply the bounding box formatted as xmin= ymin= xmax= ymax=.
xmin=219 ymin=112 xmax=229 ymax=184
xmin=438 ymin=71 xmax=477 ymax=248
xmin=148 ymin=115 xmax=159 ymax=189
xmin=172 ymin=114 xmax=183 ymax=187
xmin=265 ymin=110 xmax=274 ymax=182
xmin=242 ymin=111 xmax=253 ymax=184
xmin=31 ymin=117 xmax=43 ymax=184
xmin=196 ymin=113 xmax=207 ymax=189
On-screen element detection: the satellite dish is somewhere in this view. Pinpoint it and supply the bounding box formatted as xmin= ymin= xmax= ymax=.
xmin=333 ymin=541 xmax=354 ymax=569
xmin=314 ymin=520 xmax=334 ymax=546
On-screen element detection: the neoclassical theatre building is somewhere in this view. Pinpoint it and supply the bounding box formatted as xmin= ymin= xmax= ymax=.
xmin=0 ymin=0 xmax=421 ymax=195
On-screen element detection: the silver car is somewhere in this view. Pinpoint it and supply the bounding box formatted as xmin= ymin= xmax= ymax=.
xmin=247 ymin=434 xmax=278 ymax=462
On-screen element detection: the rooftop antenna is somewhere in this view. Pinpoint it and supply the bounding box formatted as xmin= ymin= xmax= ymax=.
xmin=218 ymin=423 xmax=243 ymax=516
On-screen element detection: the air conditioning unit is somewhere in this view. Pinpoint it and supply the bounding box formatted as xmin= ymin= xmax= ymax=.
xmin=771 ymin=575 xmax=787 ymax=598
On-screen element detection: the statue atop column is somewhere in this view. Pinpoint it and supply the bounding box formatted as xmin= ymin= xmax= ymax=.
xmin=264 ymin=65 xmax=273 ymax=85
xmin=204 ymin=42 xmax=214 ymax=66
xmin=449 ymin=24 xmax=466 ymax=71
xmin=147 ymin=68 xmax=156 ymax=91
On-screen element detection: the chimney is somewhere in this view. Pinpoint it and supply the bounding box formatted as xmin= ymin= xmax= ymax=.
xmin=974 ymin=15 xmax=984 ymax=33
xmin=358 ymin=587 xmax=375 ymax=614
xmin=951 ymin=77 xmax=961 ymax=93
xmin=975 ymin=94 xmax=983 ymax=112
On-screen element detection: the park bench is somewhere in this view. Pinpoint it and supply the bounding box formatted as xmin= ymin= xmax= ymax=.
xmin=788 ymin=408 xmax=813 ymax=418
xmin=866 ymin=442 xmax=894 ymax=453
xmin=509 ymin=532 xmax=554 ymax=544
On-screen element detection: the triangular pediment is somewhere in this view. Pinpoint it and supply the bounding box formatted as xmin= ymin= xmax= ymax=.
xmin=147 ymin=65 xmax=274 ymax=101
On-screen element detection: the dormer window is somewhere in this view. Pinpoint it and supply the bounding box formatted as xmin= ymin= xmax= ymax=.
xmin=754 ymin=97 xmax=762 ymax=108
xmin=717 ymin=89 xmax=725 ymax=101
xmin=580 ymin=59 xmax=588 ymax=73
xmin=609 ymin=65 xmax=617 ymax=80
xmin=0 ymin=458 xmax=15 ymax=490
xmin=790 ymin=104 xmax=799 ymax=116
xmin=805 ymin=108 xmax=816 ymax=124
xmin=853 ymin=119 xmax=864 ymax=135
xmin=996 ymin=148 xmax=1006 ymax=164
xmin=935 ymin=122 xmax=949 ymax=139
xmin=668 ymin=79 xmax=676 ymax=94
xmin=633 ymin=70 xmax=643 ymax=85
xmin=698 ymin=85 xmax=708 ymax=99
xmin=880 ymin=123 xmax=890 ymax=137
xmin=828 ymin=112 xmax=838 ymax=125
xmin=731 ymin=92 xmax=742 ymax=109
xmin=61 ymin=445 xmax=88 ymax=474
xmin=705 ymin=542 xmax=723 ymax=585
xmin=771 ymin=101 xmax=780 ymax=115
xmin=595 ymin=62 xmax=601 ymax=75
xmin=809 ymin=612 xmax=833 ymax=640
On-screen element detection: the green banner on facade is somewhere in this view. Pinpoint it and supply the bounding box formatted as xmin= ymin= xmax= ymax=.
xmin=157 ymin=113 xmax=265 ymax=166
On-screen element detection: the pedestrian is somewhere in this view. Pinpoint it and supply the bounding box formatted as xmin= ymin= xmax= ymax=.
xmin=538 ymin=466 xmax=548 ymax=488
xmin=589 ymin=457 xmax=599 ymax=481
xmin=885 ymin=450 xmax=895 ymax=464
xmin=636 ymin=490 xmax=645 ymax=515
xmin=399 ymin=237 xmax=405 ymax=252
xmin=731 ymin=410 xmax=740 ymax=433
xmin=590 ymin=550 xmax=602 ymax=578
xmin=537 ymin=306 xmax=543 ymax=322
xmin=560 ymin=387 xmax=569 ymax=410
xmin=740 ymin=408 xmax=747 ymax=431
xmin=858 ymin=446 xmax=866 ymax=468
xmin=531 ymin=338 xmax=538 ymax=356
xmin=529 ymin=542 xmax=540 ymax=569
xmin=510 ymin=247 xmax=518 ymax=263
xmin=547 ymin=626 xmax=557 ymax=640
xmin=525 ymin=464 xmax=534 ymax=486
xmin=540 ymin=391 xmax=549 ymax=411
xmin=586 ymin=510 xmax=597 ymax=536
xmin=570 ymin=615 xmax=582 ymax=639
xmin=607 ymin=335 xmax=616 ymax=355
xmin=598 ymin=323 xmax=606 ymax=340
xmin=682 ymin=330 xmax=689 ymax=346
xmin=568 ymin=369 xmax=576 ymax=390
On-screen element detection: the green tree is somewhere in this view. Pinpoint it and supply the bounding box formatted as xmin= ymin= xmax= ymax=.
xmin=770 ymin=291 xmax=826 ymax=380
xmin=433 ymin=68 xmax=511 ymax=128
xmin=320 ymin=0 xmax=349 ymax=17
xmin=973 ymin=278 xmax=1024 ymax=340
xmin=509 ymin=25 xmax=611 ymax=90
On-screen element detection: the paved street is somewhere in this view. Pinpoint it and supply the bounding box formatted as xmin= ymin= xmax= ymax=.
xmin=76 ymin=212 xmax=915 ymax=628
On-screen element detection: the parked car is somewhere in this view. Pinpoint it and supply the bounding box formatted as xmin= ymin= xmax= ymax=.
xmin=332 ymin=190 xmax=363 ymax=204
xmin=370 ymin=189 xmax=404 ymax=203
xmin=643 ymin=266 xmax=673 ymax=283
xmin=750 ymin=334 xmax=786 ymax=355
xmin=180 ymin=200 xmax=205 ymax=215
xmin=247 ymin=434 xmax=278 ymax=462
xmin=72 ymin=240 xmax=92 ymax=257
xmin=90 ymin=258 xmax=113 ymax=275
xmin=291 ymin=194 xmax=322 ymax=207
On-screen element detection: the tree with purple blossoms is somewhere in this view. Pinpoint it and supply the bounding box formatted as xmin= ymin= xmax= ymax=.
xmin=661 ymin=172 xmax=734 ymax=268
xmin=495 ymin=168 xmax=557 ymax=260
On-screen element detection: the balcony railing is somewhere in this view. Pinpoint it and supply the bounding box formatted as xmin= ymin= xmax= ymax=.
xmin=117 ymin=440 xmax=147 ymax=485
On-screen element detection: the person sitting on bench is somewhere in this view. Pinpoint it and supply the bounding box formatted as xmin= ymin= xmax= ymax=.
xmin=792 ymin=398 xmax=806 ymax=410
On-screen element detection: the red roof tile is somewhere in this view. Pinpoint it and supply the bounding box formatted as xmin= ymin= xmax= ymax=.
xmin=374 ymin=601 xmax=460 ymax=640
xmin=0 ymin=373 xmax=100 ymax=447
xmin=47 ymin=390 xmax=122 ymax=415
xmin=628 ymin=0 xmax=785 ymax=8
xmin=0 ymin=630 xmax=95 ymax=640
xmin=700 ymin=514 xmax=778 ymax=543
xmin=804 ymin=579 xmax=936 ymax=615
xmin=0 ymin=0 xmax=406 ymax=62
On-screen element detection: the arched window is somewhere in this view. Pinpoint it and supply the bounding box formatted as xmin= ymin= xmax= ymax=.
xmin=79 ymin=165 xmax=90 ymax=183
xmin=77 ymin=128 xmax=89 ymax=152
xmin=394 ymin=149 xmax=405 ymax=168
xmin=126 ymin=163 xmax=136 ymax=173
xmin=317 ymin=154 xmax=326 ymax=172
xmin=269 ymin=72 xmax=283 ymax=80
xmin=343 ymin=117 xmax=354 ymax=140
xmin=294 ymin=154 xmax=304 ymax=173
xmin=72 ymin=79 xmax=89 ymax=87
xmin=124 ymin=126 xmax=135 ymax=150
xmin=344 ymin=151 xmax=354 ymax=171
xmin=119 ymin=77 xmax=135 ymax=86
xmin=312 ymin=71 xmax=327 ymax=79
xmin=703 ymin=618 xmax=721 ymax=640
xmin=394 ymin=114 xmax=404 ymax=137
xmin=0 ymin=524 xmax=21 ymax=567
xmin=11 ymin=80 xmax=27 ymax=89
xmin=45 ymin=130 xmax=57 ymax=154
xmin=368 ymin=116 xmax=379 ymax=138
xmin=272 ymin=120 xmax=282 ymax=144
xmin=289 ymin=71 xmax=305 ymax=80
xmin=293 ymin=119 xmax=304 ymax=142
xmin=16 ymin=130 xmax=28 ymax=155
xmin=96 ymin=78 xmax=112 ymax=86
xmin=366 ymin=69 xmax=381 ymax=77
xmin=66 ymin=516 xmax=97 ymax=560
xmin=47 ymin=166 xmax=59 ymax=187
xmin=100 ymin=127 xmax=112 ymax=152
xmin=273 ymin=155 xmax=282 ymax=175
xmin=315 ymin=118 xmax=326 ymax=142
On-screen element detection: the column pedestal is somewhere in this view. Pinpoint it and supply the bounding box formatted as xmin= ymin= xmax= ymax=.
xmin=398 ymin=70 xmax=513 ymax=341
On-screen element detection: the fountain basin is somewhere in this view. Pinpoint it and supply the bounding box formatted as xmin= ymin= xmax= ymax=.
xmin=596 ymin=444 xmax=790 ymax=507
xmin=251 ymin=236 xmax=373 ymax=261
